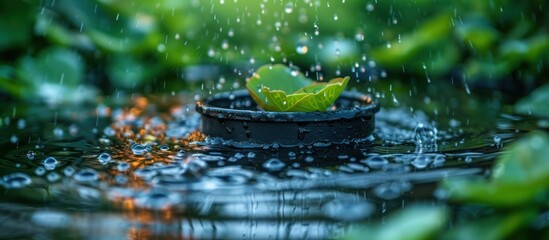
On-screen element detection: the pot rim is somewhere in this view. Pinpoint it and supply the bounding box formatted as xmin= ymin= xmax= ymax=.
xmin=196 ymin=89 xmax=379 ymax=122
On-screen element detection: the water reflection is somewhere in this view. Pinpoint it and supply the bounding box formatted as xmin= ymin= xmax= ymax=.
xmin=0 ymin=94 xmax=531 ymax=239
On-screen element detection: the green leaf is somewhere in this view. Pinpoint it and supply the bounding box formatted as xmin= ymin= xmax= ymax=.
xmin=17 ymin=47 xmax=83 ymax=88
xmin=441 ymin=132 xmax=549 ymax=206
xmin=515 ymin=84 xmax=549 ymax=118
xmin=246 ymin=64 xmax=311 ymax=110
xmin=442 ymin=209 xmax=536 ymax=240
xmin=246 ymin=64 xmax=349 ymax=112
xmin=347 ymin=206 xmax=448 ymax=240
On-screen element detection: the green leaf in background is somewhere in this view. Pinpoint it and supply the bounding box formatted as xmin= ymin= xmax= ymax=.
xmin=246 ymin=64 xmax=311 ymax=110
xmin=515 ymin=84 xmax=549 ymax=118
xmin=0 ymin=1 xmax=34 ymax=51
xmin=17 ymin=47 xmax=83 ymax=88
xmin=246 ymin=64 xmax=349 ymax=112
xmin=14 ymin=47 xmax=97 ymax=105
xmin=441 ymin=210 xmax=536 ymax=240
xmin=347 ymin=206 xmax=448 ymax=240
xmin=441 ymin=132 xmax=549 ymax=206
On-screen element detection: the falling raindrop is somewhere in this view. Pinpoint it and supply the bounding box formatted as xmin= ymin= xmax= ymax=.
xmin=284 ymin=2 xmax=294 ymax=14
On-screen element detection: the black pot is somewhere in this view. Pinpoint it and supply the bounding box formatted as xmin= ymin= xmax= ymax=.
xmin=196 ymin=89 xmax=379 ymax=147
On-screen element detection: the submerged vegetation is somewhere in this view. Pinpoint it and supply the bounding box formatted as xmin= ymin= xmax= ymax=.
xmin=0 ymin=0 xmax=548 ymax=239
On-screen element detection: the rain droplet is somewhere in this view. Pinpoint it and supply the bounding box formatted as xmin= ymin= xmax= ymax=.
xmin=116 ymin=162 xmax=130 ymax=172
xmin=411 ymin=155 xmax=432 ymax=169
xmin=1 ymin=173 xmax=31 ymax=189
xmin=53 ymin=127 xmax=64 ymax=137
xmin=47 ymin=172 xmax=60 ymax=182
xmin=35 ymin=167 xmax=46 ymax=176
xmin=366 ymin=3 xmax=374 ymax=11
xmin=74 ymin=168 xmax=99 ymax=182
xmin=159 ymin=145 xmax=169 ymax=151
xmin=97 ymin=153 xmax=112 ymax=165
xmin=262 ymin=158 xmax=286 ymax=171
xmin=27 ymin=151 xmax=36 ymax=160
xmin=362 ymin=155 xmax=389 ymax=169
xmin=63 ymin=166 xmax=75 ymax=176
xmin=43 ymin=157 xmax=58 ymax=170
xmin=131 ymin=144 xmax=147 ymax=155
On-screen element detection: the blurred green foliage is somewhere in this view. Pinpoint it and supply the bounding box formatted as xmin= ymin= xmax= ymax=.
xmin=0 ymin=0 xmax=548 ymax=105
xmin=348 ymin=132 xmax=549 ymax=240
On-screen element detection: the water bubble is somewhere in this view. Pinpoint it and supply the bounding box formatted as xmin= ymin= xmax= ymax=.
xmin=53 ymin=127 xmax=64 ymax=137
xmin=103 ymin=126 xmax=115 ymax=136
xmin=47 ymin=172 xmax=61 ymax=182
xmin=63 ymin=166 xmax=75 ymax=176
xmin=74 ymin=168 xmax=99 ymax=182
xmin=262 ymin=158 xmax=286 ymax=171
xmin=114 ymin=175 xmax=127 ymax=184
xmin=1 ymin=173 xmax=31 ymax=189
xmin=221 ymin=40 xmax=229 ymax=49
xmin=69 ymin=124 xmax=79 ymax=136
xmin=159 ymin=145 xmax=169 ymax=151
xmin=17 ymin=119 xmax=26 ymax=129
xmin=27 ymin=151 xmax=36 ymax=160
xmin=361 ymin=155 xmax=389 ymax=169
xmin=43 ymin=157 xmax=58 ymax=170
xmin=464 ymin=156 xmax=473 ymax=163
xmin=247 ymin=152 xmax=256 ymax=158
xmin=131 ymin=144 xmax=148 ymax=155
xmin=234 ymin=152 xmax=245 ymax=159
xmin=373 ymin=181 xmax=411 ymax=200
xmin=366 ymin=3 xmax=374 ymax=11
xmin=97 ymin=153 xmax=112 ymax=165
xmin=355 ymin=32 xmax=365 ymax=42
xmin=207 ymin=48 xmax=215 ymax=57
xmin=10 ymin=135 xmax=18 ymax=144
xmin=35 ymin=167 xmax=46 ymax=176
xmin=411 ymin=154 xmax=432 ymax=169
xmin=322 ymin=200 xmax=374 ymax=221
xmin=304 ymin=156 xmax=314 ymax=162
xmin=134 ymin=189 xmax=181 ymax=210
xmin=116 ymin=162 xmax=130 ymax=172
